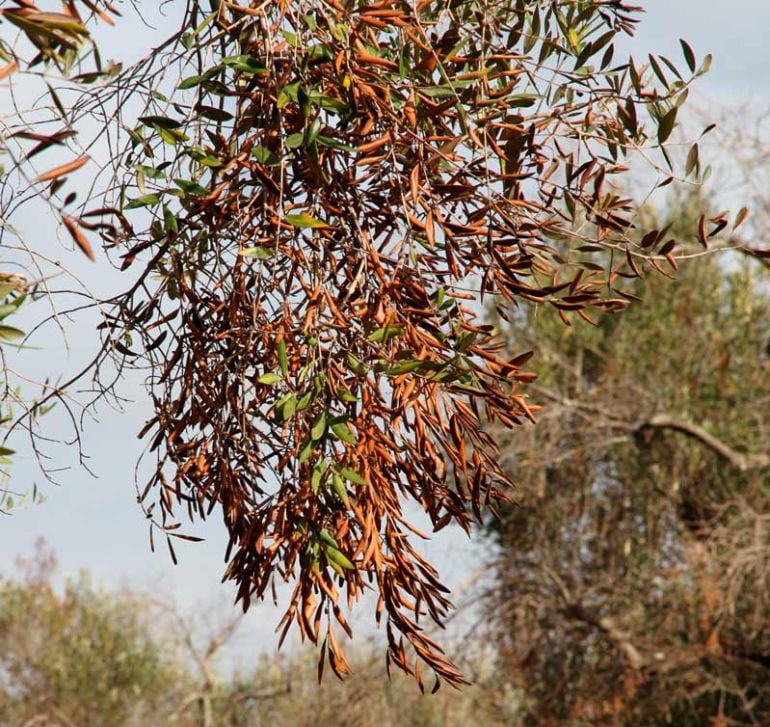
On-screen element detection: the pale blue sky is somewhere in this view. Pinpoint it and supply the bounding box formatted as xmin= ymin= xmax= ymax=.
xmin=1 ymin=1 xmax=768 ymax=664
xmin=632 ymin=0 xmax=768 ymax=98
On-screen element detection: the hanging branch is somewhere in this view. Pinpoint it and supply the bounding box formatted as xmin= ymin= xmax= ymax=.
xmin=1 ymin=0 xmax=735 ymax=686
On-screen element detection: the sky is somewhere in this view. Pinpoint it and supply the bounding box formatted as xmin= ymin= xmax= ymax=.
xmin=631 ymin=0 xmax=768 ymax=99
xmin=0 ymin=0 xmax=768 ymax=667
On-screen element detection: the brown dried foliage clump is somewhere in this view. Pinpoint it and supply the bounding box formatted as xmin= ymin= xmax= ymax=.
xmin=0 ymin=0 xmax=728 ymax=686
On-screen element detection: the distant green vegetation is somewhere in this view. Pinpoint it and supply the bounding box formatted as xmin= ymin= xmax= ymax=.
xmin=0 ymin=543 xmax=517 ymax=727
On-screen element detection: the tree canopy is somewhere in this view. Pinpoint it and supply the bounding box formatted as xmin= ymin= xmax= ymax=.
xmin=484 ymin=195 xmax=770 ymax=723
xmin=0 ymin=0 xmax=750 ymax=685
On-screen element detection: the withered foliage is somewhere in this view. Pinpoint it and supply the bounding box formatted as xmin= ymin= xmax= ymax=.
xmin=0 ymin=0 xmax=740 ymax=686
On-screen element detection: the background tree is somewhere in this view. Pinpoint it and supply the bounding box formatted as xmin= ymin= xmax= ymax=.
xmin=0 ymin=0 xmax=741 ymax=683
xmin=483 ymin=193 xmax=770 ymax=725
xmin=0 ymin=542 xmax=181 ymax=726
xmin=0 ymin=542 xmax=517 ymax=726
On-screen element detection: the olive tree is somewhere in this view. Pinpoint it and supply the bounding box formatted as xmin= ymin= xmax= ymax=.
xmin=0 ymin=543 xmax=182 ymax=726
xmin=483 ymin=193 xmax=770 ymax=723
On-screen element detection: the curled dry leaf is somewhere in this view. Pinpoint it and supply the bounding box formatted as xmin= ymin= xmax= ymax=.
xmin=61 ymin=215 xmax=95 ymax=261
xmin=36 ymin=155 xmax=89 ymax=183
xmin=0 ymin=61 xmax=18 ymax=81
